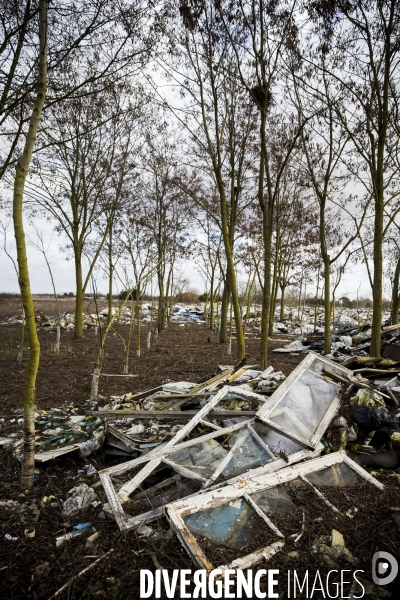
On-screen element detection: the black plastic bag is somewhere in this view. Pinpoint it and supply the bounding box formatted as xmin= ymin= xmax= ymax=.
xmin=351 ymin=406 xmax=399 ymax=433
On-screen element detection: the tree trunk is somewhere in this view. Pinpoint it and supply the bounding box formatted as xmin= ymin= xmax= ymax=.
xmin=259 ymin=108 xmax=272 ymax=371
xmin=280 ymin=284 xmax=286 ymax=321
xmin=260 ymin=201 xmax=274 ymax=370
xmin=370 ymin=201 xmax=383 ymax=356
xmin=323 ymin=258 xmax=331 ymax=355
xmin=219 ymin=281 xmax=229 ymax=343
xmin=157 ymin=273 xmax=165 ymax=333
xmin=209 ymin=272 xmax=215 ymax=329
xmin=108 ymin=228 xmax=113 ymax=325
xmin=268 ymin=242 xmax=279 ymax=336
xmin=391 ymin=256 xmax=400 ymax=324
xmin=136 ymin=287 xmax=141 ymax=357
xmin=13 ymin=0 xmax=47 ymax=490
xmin=74 ymin=252 xmax=84 ymax=339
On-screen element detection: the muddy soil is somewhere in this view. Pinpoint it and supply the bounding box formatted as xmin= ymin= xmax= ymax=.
xmin=0 ymin=322 xmax=302 ymax=414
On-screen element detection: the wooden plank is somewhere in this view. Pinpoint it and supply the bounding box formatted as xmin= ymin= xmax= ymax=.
xmin=91 ymin=410 xmax=257 ymax=419
xmin=125 ymin=506 xmax=164 ymax=528
xmin=199 ymin=419 xmax=222 ymax=430
xmin=95 ymin=373 xmax=139 ymax=378
xmin=202 ymin=434 xmax=245 ymax=488
xmin=133 ymin=475 xmax=179 ymax=500
xmin=167 ymin=512 xmax=214 ymax=570
xmin=383 ymin=323 xmax=400 ymax=332
xmin=309 ymin=396 xmax=341 ymax=447
xmin=157 ymin=370 xmax=234 ymax=411
xmin=35 ymin=443 xmax=80 ymax=462
xmin=99 ymin=473 xmax=129 ymax=531
xmin=118 ymin=457 xmax=162 ymax=502
xmin=299 ymin=474 xmax=340 ymax=513
xmin=152 ymin=393 xmax=216 ymax=399
xmin=107 ymin=425 xmax=139 ymax=452
xmin=222 ymin=541 xmax=284 ymax=570
xmin=166 ymin=451 xmax=383 ymax=516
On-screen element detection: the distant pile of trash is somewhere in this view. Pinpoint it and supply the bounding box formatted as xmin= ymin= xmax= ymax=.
xmin=274 ymin=321 xmax=400 ymax=366
xmin=1 ymin=304 xmax=206 ymax=330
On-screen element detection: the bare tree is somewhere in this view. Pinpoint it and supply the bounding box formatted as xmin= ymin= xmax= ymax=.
xmin=26 ymin=85 xmax=143 ymax=338
xmin=307 ymin=0 xmax=400 ymax=356
xmin=12 ymin=0 xmax=47 ymax=489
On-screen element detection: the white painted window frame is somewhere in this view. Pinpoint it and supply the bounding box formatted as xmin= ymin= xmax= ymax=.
xmin=99 ymin=385 xmax=321 ymax=531
xmin=165 ymin=451 xmax=383 ymax=571
xmin=256 ymin=353 xmax=353 ymax=448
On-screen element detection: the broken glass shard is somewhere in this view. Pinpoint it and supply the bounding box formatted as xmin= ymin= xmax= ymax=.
xmin=251 ymin=487 xmax=297 ymax=514
xmin=182 ymin=498 xmax=257 ymax=548
xmin=251 ymin=421 xmax=303 ymax=455
xmin=221 ymin=427 xmax=272 ymax=478
xmin=305 ymin=462 xmax=362 ymax=487
xmin=168 ymin=439 xmax=227 ymax=479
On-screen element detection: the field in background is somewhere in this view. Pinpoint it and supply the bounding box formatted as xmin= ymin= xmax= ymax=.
xmin=0 ymin=294 xmax=118 ymax=320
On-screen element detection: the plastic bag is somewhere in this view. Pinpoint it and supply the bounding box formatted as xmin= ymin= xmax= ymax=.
xmin=351 ymin=406 xmax=399 ymax=433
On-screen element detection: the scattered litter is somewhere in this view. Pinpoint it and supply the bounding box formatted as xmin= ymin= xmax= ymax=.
xmin=24 ymin=527 xmax=35 ymax=539
xmin=62 ymin=485 xmax=98 ymax=517
xmin=56 ymin=522 xmax=93 ymax=546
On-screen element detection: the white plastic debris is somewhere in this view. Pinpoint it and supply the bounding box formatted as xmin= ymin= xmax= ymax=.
xmin=125 ymin=424 xmax=145 ymax=435
xmin=61 ymin=484 xmax=98 ymax=517
xmin=273 ymin=340 xmax=305 ymax=353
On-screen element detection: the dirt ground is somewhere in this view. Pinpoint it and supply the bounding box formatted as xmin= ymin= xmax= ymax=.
xmin=1 ymin=315 xmax=399 ymax=599
xmin=0 ymin=319 xmax=302 ymax=414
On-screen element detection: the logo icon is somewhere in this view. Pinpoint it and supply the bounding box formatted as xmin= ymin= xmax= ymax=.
xmin=372 ymin=551 xmax=398 ymax=586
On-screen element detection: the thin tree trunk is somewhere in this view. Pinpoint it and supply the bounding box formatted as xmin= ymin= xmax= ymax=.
xmin=219 ymin=281 xmax=229 ymax=343
xmin=370 ymin=202 xmax=384 ymax=356
xmin=268 ymin=241 xmax=279 ymax=336
xmin=209 ymin=272 xmax=215 ymax=329
xmin=157 ymin=271 xmax=164 ymax=333
xmin=13 ymin=0 xmax=47 ymax=489
xmin=74 ymin=252 xmax=84 ymax=339
xmin=280 ymin=285 xmax=285 ymax=321
xmin=136 ymin=288 xmax=141 ymax=357
xmin=323 ymin=258 xmax=331 ymax=355
xmin=391 ymin=256 xmax=400 ymax=324
xmin=108 ymin=228 xmax=113 ymax=325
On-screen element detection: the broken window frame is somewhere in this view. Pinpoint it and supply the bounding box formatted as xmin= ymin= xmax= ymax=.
xmin=165 ymin=450 xmax=384 ymax=571
xmin=256 ymin=353 xmax=353 ymax=449
xmin=99 ymin=384 xmax=321 ymax=532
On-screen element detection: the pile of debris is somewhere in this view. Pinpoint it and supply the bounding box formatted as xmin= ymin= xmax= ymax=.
xmin=1 ymin=352 xmax=399 ymax=596
xmin=1 ymin=304 xmax=207 ymax=330
xmin=88 ymin=352 xmax=399 ymax=593
xmin=273 ymin=321 xmax=400 ymax=366
xmin=0 ymin=406 xmax=105 ymax=462
xmin=170 ymin=306 xmax=206 ymax=324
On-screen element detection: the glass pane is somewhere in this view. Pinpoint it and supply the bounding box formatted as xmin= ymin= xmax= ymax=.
xmin=252 ymin=421 xmax=303 ymax=455
xmin=305 ymin=462 xmax=362 ymax=487
xmin=183 ymin=498 xmax=256 ymax=548
xmin=268 ymin=370 xmax=338 ymax=441
xmin=168 ymin=439 xmax=227 ymax=479
xmin=252 ymin=487 xmax=297 ymax=514
xmin=221 ymin=428 xmax=272 ymax=478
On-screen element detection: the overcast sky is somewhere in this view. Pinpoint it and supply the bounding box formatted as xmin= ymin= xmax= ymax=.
xmin=0 ymin=211 xmax=378 ymax=301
